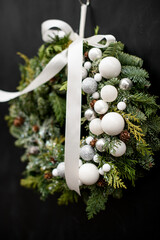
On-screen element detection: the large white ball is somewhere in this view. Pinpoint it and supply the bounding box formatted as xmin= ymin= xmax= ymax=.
xmin=101 ymin=112 xmax=125 ymax=136
xmin=89 ymin=118 xmax=103 ymax=136
xmin=110 ymin=140 xmax=126 ymax=157
xmin=99 ymin=57 xmax=121 ymax=79
xmin=79 ymin=163 xmax=99 ymax=185
xmin=94 ymin=100 xmax=109 ymax=114
xmin=88 ymin=48 xmax=102 ymax=61
xmin=101 ymin=85 xmax=118 ymax=102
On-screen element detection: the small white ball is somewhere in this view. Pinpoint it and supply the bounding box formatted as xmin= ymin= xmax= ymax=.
xmin=80 ymin=145 xmax=95 ymax=161
xmin=84 ymin=61 xmax=92 ymax=70
xmin=79 ymin=159 xmax=83 ymax=167
xmin=95 ymin=138 xmax=106 ymax=152
xmin=99 ymin=56 xmax=121 ymax=79
xmin=94 ymin=73 xmax=102 ymax=82
xmin=92 ymin=92 xmax=100 ymax=99
xmin=52 ymin=168 xmax=59 ymax=177
xmin=89 ymin=118 xmax=104 ymax=136
xmin=101 ymin=85 xmax=118 ymax=102
xmin=79 ymin=179 xmax=83 ymax=186
xmin=82 ymin=77 xmax=97 ymax=94
xmin=94 ymin=100 xmax=109 ymax=114
xmin=79 ymin=163 xmax=99 ymax=185
xmin=86 ymin=136 xmax=94 ymax=145
xmin=117 ymin=102 xmax=127 ymax=111
xmin=98 ymin=167 xmax=104 ymax=175
xmin=82 ymin=67 xmax=88 ymax=79
xmin=93 ymin=154 xmax=100 ymax=163
xmin=110 ymin=140 xmax=126 ymax=157
xmin=102 ymin=163 xmax=111 ymax=172
xmin=57 ymin=162 xmax=65 ymax=177
xmin=88 ymin=48 xmax=102 ymax=61
xmin=101 ymin=112 xmax=125 ymax=136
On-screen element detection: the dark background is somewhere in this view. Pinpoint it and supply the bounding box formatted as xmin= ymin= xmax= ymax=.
xmin=0 ymin=0 xmax=160 ymax=239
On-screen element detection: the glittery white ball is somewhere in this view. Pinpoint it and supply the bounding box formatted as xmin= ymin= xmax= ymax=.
xmin=119 ymin=78 xmax=133 ymax=90
xmin=110 ymin=140 xmax=126 ymax=157
xmin=92 ymin=92 xmax=100 ymax=99
xmin=101 ymin=112 xmax=125 ymax=136
xmin=79 ymin=159 xmax=83 ymax=167
xmin=98 ymin=167 xmax=104 ymax=175
xmin=99 ymin=57 xmax=121 ymax=79
xmin=94 ymin=73 xmax=102 ymax=82
xmin=102 ymin=163 xmax=111 ymax=172
xmin=86 ymin=136 xmax=94 ymax=145
xmin=82 ymin=67 xmax=88 ymax=79
xmin=82 ymin=77 xmax=97 ymax=94
xmin=84 ymin=108 xmax=96 ymax=121
xmin=79 ymin=163 xmax=99 ymax=185
xmin=89 ymin=118 xmax=104 ymax=136
xmin=101 ymin=85 xmax=118 ymax=102
xmin=95 ymin=138 xmax=106 ymax=152
xmin=80 ymin=145 xmax=95 ymax=161
xmin=94 ymin=100 xmax=109 ymax=114
xmin=84 ymin=61 xmax=92 ymax=70
xmin=88 ymin=48 xmax=102 ymax=61
xmin=117 ymin=101 xmax=127 ymax=111
xmin=52 ymin=168 xmax=59 ymax=177
xmin=93 ymin=154 xmax=100 ymax=163
xmin=57 ymin=162 xmax=65 ymax=177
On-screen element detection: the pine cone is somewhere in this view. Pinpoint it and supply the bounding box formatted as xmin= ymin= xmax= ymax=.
xmin=97 ymin=177 xmax=106 ymax=187
xmin=84 ymin=51 xmax=88 ymax=59
xmin=90 ymin=99 xmax=97 ymax=109
xmin=13 ymin=117 xmax=24 ymax=127
xmin=120 ymin=130 xmax=130 ymax=142
xmin=50 ymin=157 xmax=56 ymax=164
xmin=32 ymin=125 xmax=39 ymax=132
xmin=99 ymin=114 xmax=105 ymax=120
xmin=44 ymin=172 xmax=52 ymax=179
xmin=90 ymin=139 xmax=97 ymax=147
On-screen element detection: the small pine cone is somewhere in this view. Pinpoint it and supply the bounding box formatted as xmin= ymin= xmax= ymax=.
xmin=13 ymin=117 xmax=24 ymax=127
xmin=44 ymin=172 xmax=52 ymax=179
xmin=97 ymin=177 xmax=106 ymax=187
xmin=32 ymin=125 xmax=39 ymax=132
xmin=90 ymin=99 xmax=97 ymax=109
xmin=84 ymin=51 xmax=88 ymax=59
xmin=50 ymin=157 xmax=56 ymax=164
xmin=90 ymin=139 xmax=97 ymax=147
xmin=120 ymin=130 xmax=130 ymax=142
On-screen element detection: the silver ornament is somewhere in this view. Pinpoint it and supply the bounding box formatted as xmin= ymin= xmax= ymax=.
xmin=84 ymin=108 xmax=96 ymax=121
xmin=28 ymin=146 xmax=39 ymax=155
xmin=82 ymin=77 xmax=97 ymax=94
xmin=119 ymin=78 xmax=133 ymax=90
xmin=95 ymin=138 xmax=106 ymax=152
xmin=80 ymin=145 xmax=95 ymax=161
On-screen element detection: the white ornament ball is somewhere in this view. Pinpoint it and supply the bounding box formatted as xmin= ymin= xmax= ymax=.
xmin=101 ymin=85 xmax=118 ymax=102
xmin=84 ymin=108 xmax=96 ymax=121
xmin=94 ymin=73 xmax=102 ymax=82
xmin=99 ymin=56 xmax=121 ymax=79
xmin=94 ymin=100 xmax=109 ymax=114
xmin=95 ymin=138 xmax=106 ymax=152
xmin=119 ymin=78 xmax=133 ymax=90
xmin=52 ymin=168 xmax=59 ymax=177
xmin=82 ymin=67 xmax=88 ymax=79
xmin=80 ymin=145 xmax=95 ymax=161
xmin=86 ymin=136 xmax=94 ymax=145
xmin=79 ymin=179 xmax=83 ymax=186
xmin=79 ymin=163 xmax=99 ymax=185
xmin=89 ymin=118 xmax=104 ymax=136
xmin=82 ymin=77 xmax=97 ymax=94
xmin=101 ymin=112 xmax=125 ymax=136
xmin=102 ymin=163 xmax=111 ymax=172
xmin=93 ymin=154 xmax=100 ymax=163
xmin=84 ymin=61 xmax=92 ymax=70
xmin=88 ymin=48 xmax=102 ymax=61
xmin=79 ymin=159 xmax=83 ymax=167
xmin=92 ymin=92 xmax=100 ymax=99
xmin=110 ymin=140 xmax=126 ymax=157
xmin=57 ymin=162 xmax=65 ymax=177
xmin=117 ymin=101 xmax=127 ymax=111
xmin=98 ymin=167 xmax=104 ymax=175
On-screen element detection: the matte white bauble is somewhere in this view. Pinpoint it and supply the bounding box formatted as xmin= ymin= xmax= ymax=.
xmin=101 ymin=112 xmax=125 ymax=136
xmin=110 ymin=140 xmax=126 ymax=157
xmin=82 ymin=67 xmax=88 ymax=79
xmin=84 ymin=61 xmax=92 ymax=70
xmin=94 ymin=73 xmax=102 ymax=82
xmin=79 ymin=163 xmax=99 ymax=185
xmin=117 ymin=101 xmax=127 ymax=111
xmin=79 ymin=159 xmax=83 ymax=167
xmin=101 ymin=85 xmax=118 ymax=102
xmin=102 ymin=163 xmax=111 ymax=172
xmin=86 ymin=136 xmax=94 ymax=145
xmin=52 ymin=168 xmax=59 ymax=177
xmin=92 ymin=92 xmax=100 ymax=99
xmin=57 ymin=162 xmax=65 ymax=177
xmin=93 ymin=154 xmax=100 ymax=163
xmin=89 ymin=118 xmax=104 ymax=136
xmin=80 ymin=145 xmax=95 ymax=161
xmin=94 ymin=100 xmax=109 ymax=114
xmin=88 ymin=48 xmax=102 ymax=61
xmin=99 ymin=56 xmax=121 ymax=79
xmin=82 ymin=77 xmax=97 ymax=94
xmin=98 ymin=167 xmax=104 ymax=175
xmin=84 ymin=108 xmax=96 ymax=121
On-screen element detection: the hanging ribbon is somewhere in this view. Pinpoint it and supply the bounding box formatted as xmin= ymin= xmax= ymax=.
xmin=0 ymin=3 xmax=116 ymax=194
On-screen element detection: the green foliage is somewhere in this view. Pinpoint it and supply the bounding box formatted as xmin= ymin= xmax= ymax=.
xmin=102 ymin=41 xmax=124 ymax=57
xmin=106 ymin=167 xmax=127 ymax=189
xmin=117 ymin=51 xmax=143 ymax=67
xmin=58 ymin=190 xmax=79 ymax=205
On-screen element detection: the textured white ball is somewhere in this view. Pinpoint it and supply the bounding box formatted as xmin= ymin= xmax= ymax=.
xmin=89 ymin=118 xmax=104 ymax=136
xmin=82 ymin=77 xmax=97 ymax=94
xmin=94 ymin=73 xmax=102 ymax=82
xmin=98 ymin=167 xmax=104 ymax=175
xmin=84 ymin=61 xmax=92 ymax=70
xmin=80 ymin=145 xmax=95 ymax=161
xmin=99 ymin=57 xmax=121 ymax=79
xmin=84 ymin=108 xmax=96 ymax=121
xmin=102 ymin=163 xmax=111 ymax=172
xmin=94 ymin=100 xmax=109 ymax=114
xmin=88 ymin=48 xmax=102 ymax=61
xmin=57 ymin=162 xmax=65 ymax=177
xmin=79 ymin=163 xmax=99 ymax=185
xmin=95 ymin=138 xmax=106 ymax=152
xmin=93 ymin=154 xmax=100 ymax=163
xmin=52 ymin=168 xmax=59 ymax=177
xmin=117 ymin=101 xmax=127 ymax=111
xmin=86 ymin=136 xmax=94 ymax=145
xmin=101 ymin=85 xmax=118 ymax=102
xmin=110 ymin=140 xmax=126 ymax=157
xmin=92 ymin=92 xmax=100 ymax=99
xmin=101 ymin=112 xmax=125 ymax=136
xmin=82 ymin=67 xmax=88 ymax=79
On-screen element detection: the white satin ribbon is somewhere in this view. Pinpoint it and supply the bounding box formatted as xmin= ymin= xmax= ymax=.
xmin=0 ymin=3 xmax=116 ymax=194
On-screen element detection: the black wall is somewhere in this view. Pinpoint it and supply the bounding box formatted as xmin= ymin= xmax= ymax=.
xmin=0 ymin=0 xmax=160 ymax=239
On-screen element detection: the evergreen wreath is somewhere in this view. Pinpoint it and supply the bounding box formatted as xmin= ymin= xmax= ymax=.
xmin=5 ymin=31 xmax=160 ymax=219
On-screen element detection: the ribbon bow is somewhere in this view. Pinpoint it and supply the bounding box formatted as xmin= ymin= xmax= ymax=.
xmin=0 ymin=3 xmax=116 ymax=194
